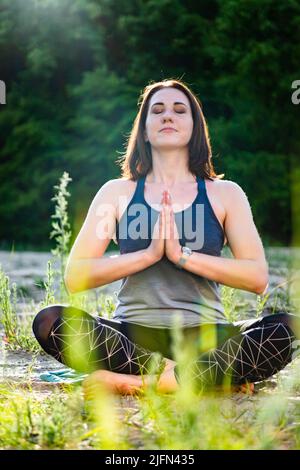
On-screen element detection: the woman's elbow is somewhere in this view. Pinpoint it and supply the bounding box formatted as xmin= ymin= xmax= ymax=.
xmin=63 ymin=267 xmax=98 ymax=294
xmin=254 ymin=263 xmax=269 ymax=295
xmin=63 ymin=275 xmax=77 ymax=295
xmin=64 ymin=264 xmax=81 ymax=294
xmin=254 ymin=281 xmax=269 ymax=296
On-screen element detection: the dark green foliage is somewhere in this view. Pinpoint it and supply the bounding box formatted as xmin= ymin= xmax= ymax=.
xmin=0 ymin=0 xmax=299 ymax=249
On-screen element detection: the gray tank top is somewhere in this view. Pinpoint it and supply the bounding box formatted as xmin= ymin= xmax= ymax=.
xmin=113 ymin=175 xmax=227 ymax=328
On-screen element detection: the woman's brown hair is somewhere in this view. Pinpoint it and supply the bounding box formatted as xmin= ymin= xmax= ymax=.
xmin=117 ymin=78 xmax=224 ymax=181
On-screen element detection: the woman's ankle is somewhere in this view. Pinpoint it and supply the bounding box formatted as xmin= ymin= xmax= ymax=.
xmin=156 ymin=366 xmax=179 ymax=393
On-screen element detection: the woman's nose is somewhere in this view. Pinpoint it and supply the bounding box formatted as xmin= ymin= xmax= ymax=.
xmin=162 ymin=113 xmax=173 ymax=122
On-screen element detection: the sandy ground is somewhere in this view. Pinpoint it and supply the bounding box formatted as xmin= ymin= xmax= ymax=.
xmin=0 ymin=249 xmax=122 ymax=311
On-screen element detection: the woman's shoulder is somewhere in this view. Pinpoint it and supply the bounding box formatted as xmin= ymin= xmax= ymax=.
xmin=101 ymin=177 xmax=134 ymax=190
xmin=111 ymin=177 xmax=136 ymax=192
xmin=99 ymin=178 xmax=136 ymax=205
xmin=103 ymin=178 xmax=138 ymax=223
xmin=208 ymin=177 xmax=244 ymax=191
xmin=208 ymin=178 xmax=248 ymax=210
xmin=206 ymin=177 xmax=248 ymax=206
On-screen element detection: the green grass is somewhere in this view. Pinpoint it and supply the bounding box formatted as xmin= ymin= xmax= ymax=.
xmin=0 ymin=359 xmax=299 ymax=449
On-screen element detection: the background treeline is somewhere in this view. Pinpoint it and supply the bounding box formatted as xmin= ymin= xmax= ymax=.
xmin=0 ymin=0 xmax=299 ymax=251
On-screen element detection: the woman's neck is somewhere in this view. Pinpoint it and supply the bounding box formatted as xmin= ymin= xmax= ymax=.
xmin=146 ymin=170 xmax=196 ymax=187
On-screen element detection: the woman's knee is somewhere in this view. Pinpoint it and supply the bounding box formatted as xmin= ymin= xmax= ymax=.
xmin=32 ymin=304 xmax=67 ymax=343
xmin=263 ymin=312 xmax=300 ymax=338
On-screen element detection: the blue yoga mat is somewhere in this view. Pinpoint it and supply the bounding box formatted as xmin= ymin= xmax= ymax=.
xmin=39 ymin=368 xmax=88 ymax=384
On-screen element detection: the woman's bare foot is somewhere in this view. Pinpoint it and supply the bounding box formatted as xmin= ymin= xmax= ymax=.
xmin=82 ymin=358 xmax=178 ymax=399
xmin=213 ymin=382 xmax=255 ymax=395
xmin=83 ymin=370 xmax=144 ymax=399
xmin=83 ymin=360 xmax=255 ymax=399
xmin=155 ymin=360 xmax=179 ymax=393
xmin=235 ymin=382 xmax=255 ymax=394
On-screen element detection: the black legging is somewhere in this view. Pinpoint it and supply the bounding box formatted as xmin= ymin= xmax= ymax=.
xmin=32 ymin=305 xmax=300 ymax=389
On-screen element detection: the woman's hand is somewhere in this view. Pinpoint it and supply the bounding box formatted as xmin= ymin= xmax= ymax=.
xmin=145 ymin=191 xmax=182 ymax=265
xmin=145 ymin=194 xmax=166 ymax=264
xmin=164 ymin=191 xmax=182 ymax=265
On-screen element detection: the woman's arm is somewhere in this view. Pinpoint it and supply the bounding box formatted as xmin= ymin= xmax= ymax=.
xmin=64 ymin=250 xmax=154 ymax=294
xmin=174 ymin=181 xmax=269 ymax=295
xmin=64 ymin=179 xmax=155 ymax=294
xmin=177 ymin=253 xmax=268 ymax=295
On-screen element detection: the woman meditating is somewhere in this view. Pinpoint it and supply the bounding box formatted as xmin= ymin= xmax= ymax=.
xmin=32 ymin=79 xmax=300 ymax=397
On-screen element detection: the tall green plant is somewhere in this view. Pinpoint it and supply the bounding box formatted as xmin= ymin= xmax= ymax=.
xmin=49 ymin=172 xmax=72 ymax=302
xmin=39 ymin=260 xmax=56 ymax=309
xmin=0 ymin=264 xmax=18 ymax=344
xmin=0 ymin=264 xmax=39 ymax=352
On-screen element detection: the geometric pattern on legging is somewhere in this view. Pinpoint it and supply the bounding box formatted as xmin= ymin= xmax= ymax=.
xmin=34 ymin=307 xmax=299 ymax=387
xmin=47 ymin=315 xmax=162 ymax=375
xmin=180 ymin=322 xmax=296 ymax=388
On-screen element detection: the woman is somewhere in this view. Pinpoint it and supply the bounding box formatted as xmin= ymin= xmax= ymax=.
xmin=32 ymin=79 xmax=300 ymax=397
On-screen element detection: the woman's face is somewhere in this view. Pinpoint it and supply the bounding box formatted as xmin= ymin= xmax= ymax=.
xmin=144 ymin=87 xmax=194 ymax=150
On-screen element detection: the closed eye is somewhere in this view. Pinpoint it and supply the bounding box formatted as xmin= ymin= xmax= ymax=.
xmin=153 ymin=110 xmax=186 ymax=114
